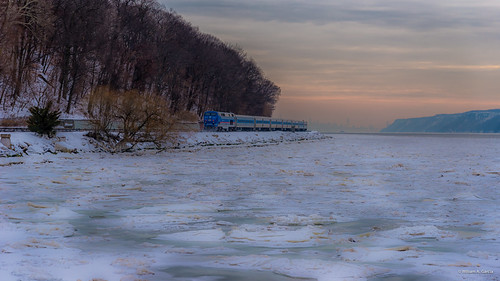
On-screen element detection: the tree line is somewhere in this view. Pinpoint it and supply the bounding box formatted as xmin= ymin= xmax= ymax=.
xmin=0 ymin=0 xmax=281 ymax=118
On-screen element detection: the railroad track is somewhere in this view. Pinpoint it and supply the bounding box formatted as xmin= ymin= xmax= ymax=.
xmin=0 ymin=119 xmax=93 ymax=132
xmin=0 ymin=127 xmax=90 ymax=132
xmin=0 ymin=119 xmax=201 ymax=132
xmin=0 ymin=127 xmax=30 ymax=132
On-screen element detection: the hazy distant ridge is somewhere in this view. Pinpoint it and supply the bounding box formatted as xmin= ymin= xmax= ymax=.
xmin=381 ymin=109 xmax=500 ymax=133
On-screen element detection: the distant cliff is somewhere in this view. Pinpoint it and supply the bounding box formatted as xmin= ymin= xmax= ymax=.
xmin=381 ymin=109 xmax=500 ymax=133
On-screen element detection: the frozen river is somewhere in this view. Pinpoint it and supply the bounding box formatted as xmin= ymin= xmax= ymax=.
xmin=1 ymin=133 xmax=499 ymax=280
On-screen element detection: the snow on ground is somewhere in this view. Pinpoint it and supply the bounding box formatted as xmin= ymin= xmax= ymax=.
xmin=0 ymin=131 xmax=325 ymax=156
xmin=1 ymin=133 xmax=500 ymax=280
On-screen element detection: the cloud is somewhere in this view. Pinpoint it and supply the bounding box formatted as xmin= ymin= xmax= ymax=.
xmin=160 ymin=0 xmax=500 ymax=127
xmin=163 ymin=0 xmax=500 ymax=30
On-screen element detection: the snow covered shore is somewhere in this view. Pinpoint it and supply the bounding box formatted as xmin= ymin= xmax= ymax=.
xmin=0 ymin=131 xmax=326 ymax=156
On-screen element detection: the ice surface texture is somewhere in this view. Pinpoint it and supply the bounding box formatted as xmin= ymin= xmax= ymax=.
xmin=1 ymin=133 xmax=499 ymax=280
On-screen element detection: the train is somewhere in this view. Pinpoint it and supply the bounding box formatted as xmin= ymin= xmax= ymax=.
xmin=203 ymin=111 xmax=307 ymax=131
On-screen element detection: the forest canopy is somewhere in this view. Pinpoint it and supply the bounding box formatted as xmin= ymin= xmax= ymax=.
xmin=0 ymin=0 xmax=281 ymax=118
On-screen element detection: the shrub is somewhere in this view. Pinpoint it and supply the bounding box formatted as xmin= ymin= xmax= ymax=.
xmin=27 ymin=101 xmax=61 ymax=137
xmin=87 ymin=86 xmax=177 ymax=152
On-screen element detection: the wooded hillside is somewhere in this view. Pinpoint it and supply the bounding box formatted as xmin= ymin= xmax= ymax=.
xmin=0 ymin=0 xmax=280 ymax=117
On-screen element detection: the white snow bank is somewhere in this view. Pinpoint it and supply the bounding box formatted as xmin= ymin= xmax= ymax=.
xmin=0 ymin=131 xmax=327 ymax=156
xmin=175 ymin=131 xmax=326 ymax=148
xmin=0 ymin=132 xmax=89 ymax=156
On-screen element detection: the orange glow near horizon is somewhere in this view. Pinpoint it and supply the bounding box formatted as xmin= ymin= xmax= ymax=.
xmin=164 ymin=1 xmax=500 ymax=130
xmin=273 ymin=94 xmax=500 ymax=129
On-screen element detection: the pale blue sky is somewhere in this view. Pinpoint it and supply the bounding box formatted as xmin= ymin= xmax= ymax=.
xmin=162 ymin=0 xmax=500 ymax=128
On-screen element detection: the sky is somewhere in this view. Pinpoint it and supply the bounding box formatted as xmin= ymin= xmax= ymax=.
xmin=161 ymin=0 xmax=500 ymax=130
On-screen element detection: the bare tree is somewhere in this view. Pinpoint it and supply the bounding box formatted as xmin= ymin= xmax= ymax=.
xmin=0 ymin=0 xmax=53 ymax=108
xmin=1 ymin=0 xmax=281 ymax=119
xmin=87 ymin=86 xmax=176 ymax=152
xmin=50 ymin=0 xmax=111 ymax=113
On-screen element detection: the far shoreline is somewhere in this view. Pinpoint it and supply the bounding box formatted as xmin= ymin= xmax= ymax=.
xmin=324 ymin=131 xmax=500 ymax=137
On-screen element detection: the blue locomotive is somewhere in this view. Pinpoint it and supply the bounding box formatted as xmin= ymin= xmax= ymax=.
xmin=203 ymin=111 xmax=307 ymax=131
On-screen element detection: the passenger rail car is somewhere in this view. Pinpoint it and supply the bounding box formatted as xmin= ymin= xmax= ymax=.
xmin=203 ymin=111 xmax=307 ymax=131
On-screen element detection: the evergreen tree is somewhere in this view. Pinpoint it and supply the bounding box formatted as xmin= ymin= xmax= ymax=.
xmin=27 ymin=102 xmax=61 ymax=137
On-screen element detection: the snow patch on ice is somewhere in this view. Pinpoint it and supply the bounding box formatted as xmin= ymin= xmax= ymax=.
xmin=25 ymin=222 xmax=76 ymax=237
xmin=341 ymin=245 xmax=420 ymax=263
xmin=227 ymin=224 xmax=328 ymax=247
xmin=0 ymin=219 xmax=29 ymax=248
xmin=269 ymin=214 xmax=336 ymax=226
xmin=379 ymin=225 xmax=457 ymax=241
xmin=27 ymin=205 xmax=82 ymax=221
xmin=156 ymin=228 xmax=226 ymax=242
xmin=211 ymin=255 xmax=384 ymax=281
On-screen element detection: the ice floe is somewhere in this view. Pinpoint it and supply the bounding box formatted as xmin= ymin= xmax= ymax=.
xmin=1 ymin=133 xmax=500 ymax=280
